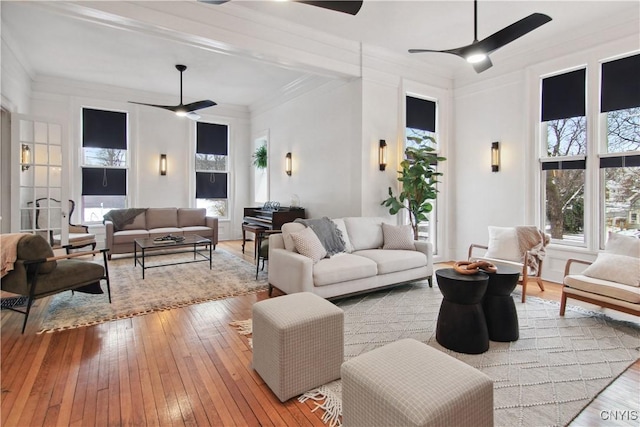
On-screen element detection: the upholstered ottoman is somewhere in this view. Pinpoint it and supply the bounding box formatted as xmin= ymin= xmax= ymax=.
xmin=252 ymin=292 xmax=344 ymax=402
xmin=341 ymin=338 xmax=494 ymax=427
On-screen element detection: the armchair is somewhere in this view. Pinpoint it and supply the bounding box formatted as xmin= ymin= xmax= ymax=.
xmin=31 ymin=198 xmax=96 ymax=253
xmin=1 ymin=233 xmax=110 ymax=333
xmin=560 ymin=232 xmax=639 ymax=317
xmin=469 ymin=226 xmax=549 ymax=302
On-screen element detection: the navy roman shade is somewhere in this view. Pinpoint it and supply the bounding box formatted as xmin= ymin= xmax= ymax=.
xmin=406 ymin=96 xmax=436 ymax=132
xmin=196 ymin=122 xmax=228 ymax=155
xmin=541 ymin=69 xmax=586 ymax=122
xmin=601 ymin=54 xmax=640 ymax=113
xmin=195 ymin=172 xmax=227 ymax=199
xmin=600 ymin=155 xmax=640 ymax=168
xmin=82 ymin=108 xmax=127 ymax=149
xmin=541 ymin=159 xmax=586 ymax=170
xmin=81 ymin=168 xmax=127 ymax=196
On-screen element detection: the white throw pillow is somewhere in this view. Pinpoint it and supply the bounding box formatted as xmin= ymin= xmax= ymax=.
xmin=605 ymin=232 xmax=640 ymax=258
xmin=582 ymin=252 xmax=640 ymax=287
xmin=331 ymin=218 xmax=354 ymax=253
xmin=382 ymin=223 xmax=415 ymax=250
xmin=485 ymin=226 xmax=521 ymax=262
xmin=290 ymin=226 xmax=327 ymax=263
xmin=281 ymin=222 xmax=306 ymax=252
xmin=344 ymin=217 xmax=385 ymax=251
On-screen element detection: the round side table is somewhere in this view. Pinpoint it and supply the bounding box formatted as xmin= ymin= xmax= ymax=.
xmin=483 ymin=265 xmax=521 ymax=342
xmin=435 ymin=268 xmax=489 ymax=354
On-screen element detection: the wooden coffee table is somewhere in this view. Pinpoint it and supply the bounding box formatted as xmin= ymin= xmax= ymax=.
xmin=134 ymin=234 xmax=212 ymax=279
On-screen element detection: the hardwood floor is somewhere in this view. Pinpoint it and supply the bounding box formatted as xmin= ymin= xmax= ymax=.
xmin=1 ymin=240 xmax=638 ymax=426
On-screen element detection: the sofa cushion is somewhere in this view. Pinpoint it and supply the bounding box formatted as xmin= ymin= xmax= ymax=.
xmin=113 ymin=230 xmax=150 ymax=245
xmin=282 ymin=222 xmax=306 ymax=252
xmin=332 ymin=218 xmax=354 ymax=253
xmin=121 ymin=211 xmax=147 ymax=231
xmin=313 ymin=253 xmax=378 ymax=287
xmin=605 ymin=232 xmax=640 ymax=257
xmin=382 ymin=223 xmax=415 ymax=250
xmin=146 ymin=208 xmax=178 ymax=229
xmin=582 ymin=253 xmax=639 ymax=287
xmin=16 ymin=234 xmax=56 ymax=273
xmin=485 ymin=226 xmax=521 ymax=262
xmin=344 ymin=217 xmax=386 ymax=251
xmin=178 ymin=208 xmax=206 ymax=227
xmin=565 ymin=274 xmax=640 ymax=304
xmin=182 ymin=226 xmax=213 ymax=238
xmin=290 ymin=227 xmax=327 ymax=263
xmin=148 ymin=228 xmax=184 ymax=239
xmin=354 ymin=249 xmax=427 ymax=275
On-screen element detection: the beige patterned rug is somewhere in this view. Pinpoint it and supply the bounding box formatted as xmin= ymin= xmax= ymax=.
xmin=233 ymin=281 xmax=640 ymax=427
xmin=39 ymin=248 xmax=267 ymax=333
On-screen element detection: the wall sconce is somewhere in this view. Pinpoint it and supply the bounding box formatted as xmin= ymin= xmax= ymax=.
xmin=379 ymin=140 xmax=387 ymax=171
xmin=159 ymin=153 xmax=167 ymax=175
xmin=491 ymin=142 xmax=500 ymax=172
xmin=21 ymin=144 xmax=31 ymax=171
xmin=285 ymin=152 xmax=292 ymax=176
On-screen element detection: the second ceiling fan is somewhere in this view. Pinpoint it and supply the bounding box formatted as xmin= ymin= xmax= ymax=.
xmin=129 ymin=64 xmax=216 ymax=120
xmin=409 ymin=0 xmax=552 ymax=73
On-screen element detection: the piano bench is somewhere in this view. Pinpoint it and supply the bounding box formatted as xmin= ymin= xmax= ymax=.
xmin=242 ymin=224 xmax=268 ymax=258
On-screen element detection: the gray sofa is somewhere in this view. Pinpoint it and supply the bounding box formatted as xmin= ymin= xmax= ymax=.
xmin=268 ymin=217 xmax=433 ymax=299
xmin=104 ymin=208 xmax=218 ymax=258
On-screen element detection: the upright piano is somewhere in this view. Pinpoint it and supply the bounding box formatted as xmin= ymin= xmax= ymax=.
xmin=242 ymin=205 xmax=306 ymax=230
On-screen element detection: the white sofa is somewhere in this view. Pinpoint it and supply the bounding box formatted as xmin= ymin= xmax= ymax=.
xmin=267 ymin=217 xmax=433 ymax=299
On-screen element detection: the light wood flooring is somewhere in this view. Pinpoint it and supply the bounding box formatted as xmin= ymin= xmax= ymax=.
xmin=1 ymin=240 xmax=638 ymax=426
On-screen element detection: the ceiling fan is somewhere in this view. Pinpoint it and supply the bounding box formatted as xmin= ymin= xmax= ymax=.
xmin=129 ymin=64 xmax=216 ymax=120
xmin=198 ymin=0 xmax=363 ymax=16
xmin=409 ymin=0 xmax=551 ymax=73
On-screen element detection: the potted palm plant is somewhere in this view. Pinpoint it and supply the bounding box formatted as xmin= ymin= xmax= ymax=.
xmin=381 ymin=136 xmax=446 ymax=240
xmin=252 ymin=144 xmax=268 ymax=169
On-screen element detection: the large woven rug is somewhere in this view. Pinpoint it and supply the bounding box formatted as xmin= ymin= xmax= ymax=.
xmin=233 ymin=281 xmax=640 ymax=427
xmin=39 ymin=248 xmax=267 ymax=333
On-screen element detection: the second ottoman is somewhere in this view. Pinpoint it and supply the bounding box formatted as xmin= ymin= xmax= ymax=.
xmin=252 ymin=292 xmax=344 ymax=402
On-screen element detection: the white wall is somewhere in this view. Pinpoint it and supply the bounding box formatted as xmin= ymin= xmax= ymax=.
xmin=251 ymin=79 xmax=363 ymax=218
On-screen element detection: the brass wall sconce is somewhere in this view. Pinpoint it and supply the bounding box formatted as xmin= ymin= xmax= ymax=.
xmin=160 ymin=153 xmax=167 ymax=175
xmin=21 ymin=144 xmax=31 ymax=171
xmin=379 ymin=140 xmax=387 ymax=171
xmin=285 ymin=152 xmax=292 ymax=176
xmin=491 ymin=142 xmax=500 ymax=172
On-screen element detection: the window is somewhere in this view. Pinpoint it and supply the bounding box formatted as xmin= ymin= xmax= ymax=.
xmin=539 ymin=69 xmax=586 ymax=245
xmin=81 ymin=108 xmax=127 ymax=222
xmin=599 ymin=54 xmax=640 ymax=240
xmin=405 ymin=95 xmax=439 ymax=248
xmin=195 ymin=122 xmax=228 ymax=217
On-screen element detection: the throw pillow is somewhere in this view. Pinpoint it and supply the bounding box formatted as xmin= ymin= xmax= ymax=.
xmin=281 ymin=222 xmax=306 ymax=252
xmin=485 ymin=226 xmax=521 ymax=262
xmin=382 ymin=223 xmax=415 ymax=250
xmin=290 ymin=227 xmax=327 ymax=263
xmin=605 ymin=232 xmax=640 ymax=258
xmin=582 ymin=252 xmax=640 ymax=287
xmin=331 ymin=218 xmax=354 ymax=253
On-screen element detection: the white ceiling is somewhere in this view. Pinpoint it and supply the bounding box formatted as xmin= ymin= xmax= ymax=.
xmin=2 ymin=1 xmax=639 ymax=108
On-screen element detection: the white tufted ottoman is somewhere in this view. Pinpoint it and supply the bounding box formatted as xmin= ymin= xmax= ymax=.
xmin=341 ymin=338 xmax=494 ymax=427
xmin=252 ymin=292 xmax=344 ymax=402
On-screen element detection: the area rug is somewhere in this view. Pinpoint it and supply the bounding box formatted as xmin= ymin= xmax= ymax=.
xmin=39 ymin=248 xmax=268 ymax=333
xmin=232 ymin=281 xmax=640 ymax=427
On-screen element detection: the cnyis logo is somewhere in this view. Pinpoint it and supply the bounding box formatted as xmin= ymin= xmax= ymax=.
xmin=600 ymin=410 xmax=639 ymax=421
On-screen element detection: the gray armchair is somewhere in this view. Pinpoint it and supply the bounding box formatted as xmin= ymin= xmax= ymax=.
xmin=1 ymin=234 xmax=110 ymax=333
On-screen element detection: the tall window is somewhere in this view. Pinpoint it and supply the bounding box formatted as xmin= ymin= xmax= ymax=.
xmin=599 ymin=54 xmax=640 ymax=241
xmin=81 ymin=108 xmax=127 ymax=222
xmin=405 ymin=95 xmax=439 ymax=247
xmin=540 ymin=69 xmax=586 ymax=245
xmin=195 ymin=122 xmax=228 ymax=217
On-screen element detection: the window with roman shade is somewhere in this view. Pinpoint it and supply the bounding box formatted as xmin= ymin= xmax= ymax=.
xmin=404 ymin=94 xmax=440 ymax=250
xmin=81 ymin=107 xmax=128 ymax=222
xmin=539 ymin=68 xmax=587 ymax=245
xmin=599 ymin=54 xmax=640 ymax=242
xmin=195 ymin=122 xmax=229 ymax=218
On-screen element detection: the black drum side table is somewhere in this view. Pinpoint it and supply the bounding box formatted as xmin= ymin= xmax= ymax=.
xmin=483 ymin=265 xmax=521 ymax=342
xmin=435 ymin=268 xmax=489 ymax=354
